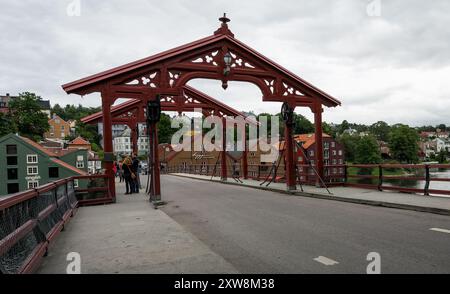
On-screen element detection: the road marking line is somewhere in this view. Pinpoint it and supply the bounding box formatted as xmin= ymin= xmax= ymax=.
xmin=314 ymin=256 xmax=339 ymax=266
xmin=430 ymin=228 xmax=450 ymax=234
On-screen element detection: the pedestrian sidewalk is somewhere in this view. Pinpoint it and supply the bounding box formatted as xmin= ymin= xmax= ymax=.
xmin=170 ymin=173 xmax=450 ymax=216
xmin=37 ymin=179 xmax=238 ymax=274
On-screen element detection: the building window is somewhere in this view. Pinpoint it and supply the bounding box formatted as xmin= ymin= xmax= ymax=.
xmin=331 ymin=142 xmax=336 ymax=148
xmin=332 ymin=159 xmax=337 ymax=165
xmin=309 ymin=150 xmax=314 ymax=157
xmin=298 ymin=156 xmax=303 ymax=162
xmin=27 ymin=166 xmax=38 ymax=175
xmin=324 ymin=142 xmax=330 ymax=149
xmin=7 ymin=183 xmax=19 ymax=194
xmin=61 ymin=132 xmax=65 ymax=138
xmin=7 ymin=156 xmax=18 ymax=165
xmin=7 ymin=168 xmax=18 ymax=180
xmin=49 ymin=167 xmax=59 ymax=178
xmin=27 ymin=154 xmax=38 ymax=164
xmin=324 ymin=150 xmax=329 ymax=159
xmin=332 ymin=150 xmax=337 ymax=156
xmin=27 ymin=181 xmax=39 ymax=189
xmin=77 ymin=155 xmax=84 ymax=161
xmin=76 ymin=161 xmax=84 ymax=168
xmin=310 ymin=160 xmax=314 ymax=165
xmin=333 ymin=168 xmax=337 ymax=174
xmin=61 ymin=125 xmax=65 ymax=131
xmin=6 ymin=145 xmax=17 ymax=154
xmin=74 ymin=179 xmax=79 ymax=188
xmin=338 ymin=150 xmax=343 ymax=156
xmin=339 ymin=159 xmax=343 ymax=164
xmin=55 ymin=119 xmax=60 ymax=124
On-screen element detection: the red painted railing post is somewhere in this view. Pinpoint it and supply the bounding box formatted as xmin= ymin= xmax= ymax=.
xmin=378 ymin=165 xmax=383 ymax=191
xmin=344 ymin=165 xmax=348 ymax=185
xmin=424 ymin=165 xmax=430 ymax=196
xmin=221 ymin=117 xmax=228 ymax=181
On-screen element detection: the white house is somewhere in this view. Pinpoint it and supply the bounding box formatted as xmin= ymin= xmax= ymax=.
xmin=113 ymin=127 xmax=149 ymax=156
xmin=435 ymin=138 xmax=450 ymax=153
xmin=87 ymin=151 xmax=102 ymax=174
xmin=114 ymin=128 xmax=132 ymax=155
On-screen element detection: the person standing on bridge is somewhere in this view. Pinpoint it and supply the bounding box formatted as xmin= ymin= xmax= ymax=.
xmin=122 ymin=156 xmax=134 ymax=195
xmin=131 ymin=154 xmax=140 ymax=193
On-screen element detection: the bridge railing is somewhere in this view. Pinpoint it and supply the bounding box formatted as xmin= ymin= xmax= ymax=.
xmin=343 ymin=164 xmax=450 ymax=196
xmin=0 ymin=174 xmax=114 ymax=274
xmin=164 ymin=164 xmax=222 ymax=177
xmin=0 ymin=178 xmax=78 ymax=274
xmin=164 ymin=163 xmax=275 ymax=179
xmin=165 ymin=163 xmax=450 ymax=196
xmin=73 ymin=174 xmax=114 ymax=206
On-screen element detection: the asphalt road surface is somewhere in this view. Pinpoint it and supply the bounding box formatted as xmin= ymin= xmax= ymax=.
xmin=160 ymin=175 xmax=450 ymax=274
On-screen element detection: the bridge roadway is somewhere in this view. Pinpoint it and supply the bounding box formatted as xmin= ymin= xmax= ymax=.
xmin=39 ymin=175 xmax=450 ymax=274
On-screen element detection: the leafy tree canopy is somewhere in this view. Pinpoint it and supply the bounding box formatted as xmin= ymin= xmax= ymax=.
xmin=355 ymin=135 xmax=381 ymax=164
xmin=8 ymin=92 xmax=49 ymax=141
xmin=388 ymin=124 xmax=419 ymax=163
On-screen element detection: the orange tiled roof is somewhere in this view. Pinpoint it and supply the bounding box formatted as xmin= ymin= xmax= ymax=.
xmin=294 ymin=133 xmax=331 ymax=149
xmin=69 ymin=136 xmax=90 ymax=145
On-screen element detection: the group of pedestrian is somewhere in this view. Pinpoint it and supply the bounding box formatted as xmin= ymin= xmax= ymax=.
xmin=114 ymin=154 xmax=141 ymax=195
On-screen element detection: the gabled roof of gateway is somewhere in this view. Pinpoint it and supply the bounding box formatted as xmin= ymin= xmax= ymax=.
xmin=62 ymin=21 xmax=340 ymax=107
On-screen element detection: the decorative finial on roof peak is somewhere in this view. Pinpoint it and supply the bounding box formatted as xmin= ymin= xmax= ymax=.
xmin=219 ymin=13 xmax=230 ymax=25
xmin=214 ymin=13 xmax=234 ymax=37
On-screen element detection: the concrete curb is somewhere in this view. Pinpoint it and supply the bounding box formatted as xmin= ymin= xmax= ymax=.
xmin=168 ymin=174 xmax=450 ymax=216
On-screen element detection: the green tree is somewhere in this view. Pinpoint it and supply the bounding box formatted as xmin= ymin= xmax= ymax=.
xmin=437 ymin=124 xmax=446 ymax=131
xmin=0 ymin=112 xmax=17 ymax=137
xmin=337 ymin=133 xmax=360 ymax=163
xmin=370 ymin=121 xmax=390 ymax=142
xmin=52 ymin=103 xmax=65 ymax=119
xmin=437 ymin=150 xmax=448 ymax=164
xmin=355 ymin=135 xmax=381 ymax=164
xmin=322 ymin=122 xmax=337 ymax=138
xmin=293 ymin=113 xmax=314 ymax=134
xmin=338 ymin=120 xmax=350 ymax=134
xmin=388 ymin=124 xmax=419 ymax=163
xmin=8 ymin=92 xmax=49 ymax=141
xmin=158 ymin=113 xmax=177 ymax=143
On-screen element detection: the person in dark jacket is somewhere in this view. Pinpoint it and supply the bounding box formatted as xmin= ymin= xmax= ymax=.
xmin=131 ymin=154 xmax=140 ymax=193
xmin=122 ymin=156 xmax=133 ymax=194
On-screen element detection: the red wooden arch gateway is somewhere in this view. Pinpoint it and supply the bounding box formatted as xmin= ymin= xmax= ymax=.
xmin=62 ymin=15 xmax=341 ymax=201
xmin=81 ymin=85 xmax=256 ymax=182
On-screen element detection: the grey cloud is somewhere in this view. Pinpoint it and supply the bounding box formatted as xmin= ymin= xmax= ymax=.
xmin=0 ymin=0 xmax=449 ymax=125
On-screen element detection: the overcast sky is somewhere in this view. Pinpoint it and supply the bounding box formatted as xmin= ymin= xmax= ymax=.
xmin=1 ymin=0 xmax=449 ymax=126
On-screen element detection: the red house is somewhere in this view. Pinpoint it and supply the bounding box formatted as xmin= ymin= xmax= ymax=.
xmin=294 ymin=134 xmax=345 ymax=180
